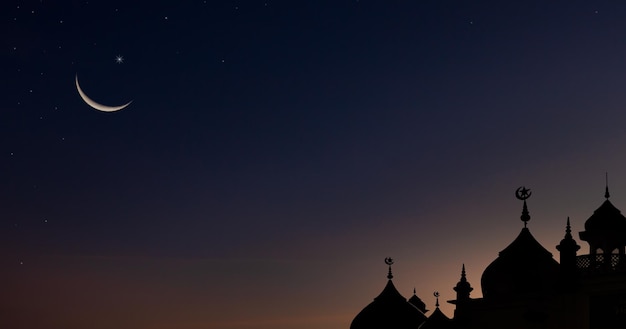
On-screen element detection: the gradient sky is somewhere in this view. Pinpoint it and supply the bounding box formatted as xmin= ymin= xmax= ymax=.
xmin=5 ymin=1 xmax=626 ymax=328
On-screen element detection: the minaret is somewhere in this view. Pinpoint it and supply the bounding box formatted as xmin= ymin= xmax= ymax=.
xmin=449 ymin=264 xmax=473 ymax=322
xmin=579 ymin=178 xmax=626 ymax=271
xmin=453 ymin=264 xmax=473 ymax=302
xmin=556 ymin=217 xmax=580 ymax=286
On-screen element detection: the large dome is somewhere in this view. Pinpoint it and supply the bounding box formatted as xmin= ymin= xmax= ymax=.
xmin=351 ymin=280 xmax=427 ymax=329
xmin=481 ymin=228 xmax=560 ymax=299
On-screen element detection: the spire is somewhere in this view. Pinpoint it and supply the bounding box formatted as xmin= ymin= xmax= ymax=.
xmin=385 ymin=257 xmax=394 ymax=280
xmin=516 ymin=186 xmax=532 ymax=227
xmin=434 ymin=291 xmax=440 ymax=308
xmin=557 ymin=217 xmax=579 ymax=250
xmin=461 ymin=264 xmax=467 ymax=281
xmin=605 ymin=172 xmax=611 ymax=199
xmin=453 ymin=264 xmax=473 ymax=301
xmin=565 ymin=217 xmax=572 ymax=237
xmin=557 ymin=217 xmax=580 ymax=288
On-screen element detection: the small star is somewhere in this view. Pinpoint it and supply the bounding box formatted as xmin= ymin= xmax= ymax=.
xmin=115 ymin=55 xmax=124 ymax=64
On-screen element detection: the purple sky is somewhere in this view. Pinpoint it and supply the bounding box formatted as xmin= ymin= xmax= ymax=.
xmin=4 ymin=1 xmax=626 ymax=328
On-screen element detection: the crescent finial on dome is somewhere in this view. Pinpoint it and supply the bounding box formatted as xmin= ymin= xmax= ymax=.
xmin=385 ymin=257 xmax=394 ymax=279
xmin=516 ymin=186 xmax=531 ymax=227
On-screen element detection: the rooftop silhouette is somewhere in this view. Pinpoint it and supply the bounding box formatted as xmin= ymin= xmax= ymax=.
xmin=351 ymin=185 xmax=626 ymax=329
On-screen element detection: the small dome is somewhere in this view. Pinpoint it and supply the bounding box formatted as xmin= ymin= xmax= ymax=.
xmin=419 ymin=307 xmax=453 ymax=329
xmin=351 ymin=280 xmax=427 ymax=329
xmin=408 ymin=289 xmax=428 ymax=314
xmin=585 ymin=200 xmax=626 ymax=234
xmin=481 ymin=228 xmax=560 ymax=299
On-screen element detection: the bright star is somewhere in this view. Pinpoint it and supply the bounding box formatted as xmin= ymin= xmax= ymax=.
xmin=115 ymin=55 xmax=124 ymax=64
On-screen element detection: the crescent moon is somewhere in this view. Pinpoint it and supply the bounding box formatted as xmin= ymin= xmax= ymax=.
xmin=75 ymin=74 xmax=132 ymax=112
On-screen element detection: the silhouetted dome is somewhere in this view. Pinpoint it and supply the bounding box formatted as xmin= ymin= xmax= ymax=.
xmin=351 ymin=280 xmax=427 ymax=329
xmin=580 ymin=200 xmax=626 ymax=243
xmin=419 ymin=307 xmax=453 ymax=329
xmin=408 ymin=290 xmax=428 ymax=314
xmin=481 ymin=228 xmax=559 ymax=299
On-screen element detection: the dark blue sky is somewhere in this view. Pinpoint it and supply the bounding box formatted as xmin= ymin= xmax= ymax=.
xmin=5 ymin=1 xmax=626 ymax=328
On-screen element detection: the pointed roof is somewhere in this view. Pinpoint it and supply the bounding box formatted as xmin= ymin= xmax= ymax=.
xmin=581 ymin=199 xmax=626 ymax=233
xmin=579 ymin=187 xmax=626 ymax=246
xmin=557 ymin=217 xmax=580 ymax=252
xmin=419 ymin=307 xmax=453 ymax=329
xmin=481 ymin=188 xmax=560 ymax=298
xmin=481 ymin=227 xmax=560 ymax=299
xmin=419 ymin=292 xmax=453 ymax=329
xmin=351 ymin=280 xmax=427 ymax=329
xmin=408 ymin=288 xmax=428 ymax=314
xmin=351 ymin=260 xmax=427 ymax=329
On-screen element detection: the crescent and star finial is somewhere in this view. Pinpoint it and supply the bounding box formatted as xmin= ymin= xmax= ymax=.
xmin=515 ymin=186 xmax=532 ymax=200
xmin=434 ymin=291 xmax=440 ymax=308
xmin=516 ymin=186 xmax=531 ymax=227
xmin=385 ymin=257 xmax=394 ymax=280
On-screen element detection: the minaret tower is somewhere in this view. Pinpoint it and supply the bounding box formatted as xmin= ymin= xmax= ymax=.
xmin=579 ymin=176 xmax=626 ymax=270
xmin=453 ymin=264 xmax=473 ymax=302
xmin=449 ymin=264 xmax=474 ymax=322
xmin=556 ymin=217 xmax=580 ymax=285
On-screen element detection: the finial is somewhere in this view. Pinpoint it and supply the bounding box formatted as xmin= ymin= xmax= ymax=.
xmin=516 ymin=186 xmax=532 ymax=227
xmin=605 ymin=172 xmax=610 ymax=199
xmin=461 ymin=263 xmax=467 ymax=281
xmin=385 ymin=257 xmax=394 ymax=280
xmin=566 ymin=217 xmax=571 ymax=235
xmin=413 ymin=287 xmax=416 ymax=295
xmin=434 ymin=291 xmax=440 ymax=308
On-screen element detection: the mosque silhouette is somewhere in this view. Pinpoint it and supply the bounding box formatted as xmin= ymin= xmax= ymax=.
xmin=351 ymin=185 xmax=626 ymax=329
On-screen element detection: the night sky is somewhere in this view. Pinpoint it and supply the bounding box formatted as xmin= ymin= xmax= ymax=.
xmin=5 ymin=1 xmax=626 ymax=328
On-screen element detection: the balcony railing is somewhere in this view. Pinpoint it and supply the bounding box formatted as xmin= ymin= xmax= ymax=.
xmin=576 ymin=254 xmax=626 ymax=274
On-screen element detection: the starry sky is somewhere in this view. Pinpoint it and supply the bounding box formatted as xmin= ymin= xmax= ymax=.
xmin=5 ymin=1 xmax=626 ymax=328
